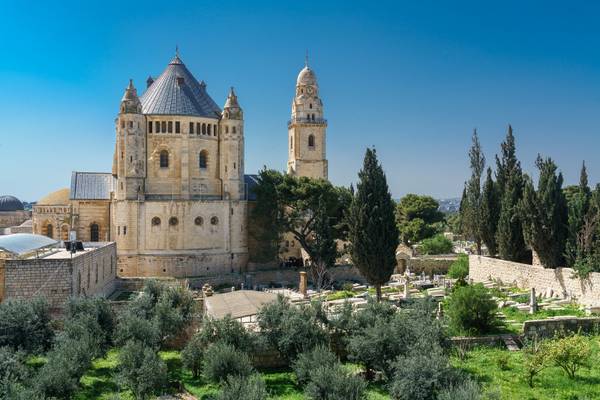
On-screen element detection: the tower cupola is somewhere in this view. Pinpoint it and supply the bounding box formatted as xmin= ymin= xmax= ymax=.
xmin=223 ymin=87 xmax=243 ymax=120
xmin=120 ymin=79 xmax=142 ymax=114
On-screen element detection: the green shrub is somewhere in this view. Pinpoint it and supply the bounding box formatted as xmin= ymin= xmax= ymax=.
xmin=182 ymin=334 xmax=204 ymax=378
xmin=388 ymin=348 xmax=465 ymax=400
xmin=547 ymin=334 xmax=592 ymax=379
xmin=216 ymin=374 xmax=268 ymax=400
xmin=522 ymin=338 xmax=550 ymax=388
xmin=0 ymin=347 xmax=29 ymax=398
xmin=437 ymin=379 xmax=482 ymax=400
xmin=257 ymin=296 xmax=328 ymax=361
xmin=0 ymin=298 xmax=53 ymax=354
xmin=304 ymin=364 xmax=367 ymax=400
xmin=115 ymin=314 xmax=161 ymax=348
xmin=118 ymin=340 xmax=167 ymax=399
xmin=446 ymin=284 xmax=500 ymax=335
xmin=447 ymin=254 xmax=469 ymax=280
xmin=66 ymin=297 xmax=115 ymax=349
xmin=196 ymin=315 xmax=255 ymax=352
xmin=419 ymin=234 xmax=453 ymax=255
xmin=293 ymin=345 xmax=339 ymax=385
xmin=202 ymin=342 xmax=254 ymax=384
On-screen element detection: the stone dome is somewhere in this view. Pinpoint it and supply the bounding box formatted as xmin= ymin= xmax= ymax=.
xmin=0 ymin=195 xmax=24 ymax=212
xmin=37 ymin=188 xmax=70 ymax=205
xmin=297 ymin=66 xmax=317 ymax=86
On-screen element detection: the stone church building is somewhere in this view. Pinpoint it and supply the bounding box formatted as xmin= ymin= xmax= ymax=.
xmin=33 ymin=53 xmax=328 ymax=277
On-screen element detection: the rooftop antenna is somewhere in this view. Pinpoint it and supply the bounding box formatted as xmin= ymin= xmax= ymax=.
xmin=176 ymin=44 xmax=180 ymax=58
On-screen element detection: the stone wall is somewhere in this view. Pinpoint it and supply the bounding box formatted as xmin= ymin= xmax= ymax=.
xmin=0 ymin=211 xmax=30 ymax=229
xmin=2 ymin=243 xmax=117 ymax=308
xmin=469 ymin=255 xmax=600 ymax=306
xmin=523 ymin=317 xmax=600 ymax=339
xmin=398 ymin=255 xmax=457 ymax=276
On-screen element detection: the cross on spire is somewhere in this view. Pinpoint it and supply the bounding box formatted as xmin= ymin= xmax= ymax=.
xmin=305 ymin=49 xmax=309 ymax=67
xmin=176 ymin=45 xmax=180 ymax=58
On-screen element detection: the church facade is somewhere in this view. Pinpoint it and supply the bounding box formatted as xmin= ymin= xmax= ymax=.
xmin=33 ymin=53 xmax=328 ymax=277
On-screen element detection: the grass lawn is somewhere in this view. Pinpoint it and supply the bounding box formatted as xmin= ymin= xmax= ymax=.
xmin=499 ymin=303 xmax=587 ymax=333
xmin=452 ymin=337 xmax=600 ymax=400
xmin=75 ymin=349 xmax=391 ymax=399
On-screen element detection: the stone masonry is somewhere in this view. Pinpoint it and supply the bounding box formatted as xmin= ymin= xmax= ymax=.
xmin=469 ymin=255 xmax=600 ymax=306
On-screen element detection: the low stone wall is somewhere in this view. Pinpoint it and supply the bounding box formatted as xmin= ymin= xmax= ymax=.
xmin=399 ymin=255 xmax=457 ymax=276
xmin=449 ymin=334 xmax=519 ymax=350
xmin=469 ymin=255 xmax=600 ymax=306
xmin=523 ymin=317 xmax=600 ymax=339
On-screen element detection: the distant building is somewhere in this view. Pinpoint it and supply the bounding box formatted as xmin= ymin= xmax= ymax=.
xmin=0 ymin=195 xmax=31 ymax=232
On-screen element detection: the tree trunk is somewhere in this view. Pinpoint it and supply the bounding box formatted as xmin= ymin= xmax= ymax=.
xmin=376 ymin=284 xmax=382 ymax=302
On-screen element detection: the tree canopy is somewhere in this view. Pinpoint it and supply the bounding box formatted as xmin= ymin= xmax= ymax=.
xmin=348 ymin=148 xmax=399 ymax=301
xmin=395 ymin=194 xmax=443 ymax=245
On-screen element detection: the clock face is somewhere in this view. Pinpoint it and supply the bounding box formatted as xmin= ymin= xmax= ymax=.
xmin=307 ymin=87 xmax=313 ymax=94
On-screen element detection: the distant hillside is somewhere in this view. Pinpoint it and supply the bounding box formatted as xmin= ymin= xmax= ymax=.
xmin=437 ymin=197 xmax=460 ymax=213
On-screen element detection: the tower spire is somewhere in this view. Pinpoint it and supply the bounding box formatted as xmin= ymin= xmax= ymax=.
xmin=305 ymin=49 xmax=309 ymax=67
xmin=176 ymin=44 xmax=179 ymax=58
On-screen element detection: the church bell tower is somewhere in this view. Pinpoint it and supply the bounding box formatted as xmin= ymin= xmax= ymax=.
xmin=287 ymin=58 xmax=328 ymax=180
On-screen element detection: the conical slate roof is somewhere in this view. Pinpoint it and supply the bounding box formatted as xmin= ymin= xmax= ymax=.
xmin=140 ymin=55 xmax=221 ymax=117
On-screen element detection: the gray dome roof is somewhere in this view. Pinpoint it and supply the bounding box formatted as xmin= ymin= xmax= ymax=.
xmin=140 ymin=55 xmax=221 ymax=118
xmin=0 ymin=196 xmax=24 ymax=212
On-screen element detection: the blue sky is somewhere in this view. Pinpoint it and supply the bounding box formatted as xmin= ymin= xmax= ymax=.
xmin=1 ymin=0 xmax=599 ymax=201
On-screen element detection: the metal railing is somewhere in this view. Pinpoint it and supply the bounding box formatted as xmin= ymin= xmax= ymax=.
xmin=288 ymin=117 xmax=327 ymax=125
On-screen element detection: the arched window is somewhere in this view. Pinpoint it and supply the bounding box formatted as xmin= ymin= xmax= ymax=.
xmin=207 ymin=124 xmax=211 ymax=135
xmin=194 ymin=216 xmax=203 ymax=226
xmin=211 ymin=216 xmax=219 ymax=225
xmin=202 ymin=123 xmax=206 ymax=135
xmin=169 ymin=217 xmax=179 ymax=226
xmin=199 ymin=150 xmax=208 ymax=169
xmin=46 ymin=224 xmax=53 ymax=238
xmin=151 ymin=217 xmax=161 ymax=226
xmin=61 ymin=225 xmax=69 ymax=241
xmin=232 ymin=126 xmax=237 ymax=134
xmin=309 ymin=103 xmax=313 ymax=109
xmin=90 ymin=223 xmax=99 ymax=242
xmin=308 ymin=134 xmax=315 ymax=148
xmin=160 ymin=150 xmax=169 ymax=168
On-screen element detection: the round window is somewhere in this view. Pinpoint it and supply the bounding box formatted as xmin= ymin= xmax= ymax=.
xmin=151 ymin=217 xmax=161 ymax=226
xmin=169 ymin=217 xmax=179 ymax=226
xmin=210 ymin=216 xmax=219 ymax=225
xmin=194 ymin=216 xmax=203 ymax=226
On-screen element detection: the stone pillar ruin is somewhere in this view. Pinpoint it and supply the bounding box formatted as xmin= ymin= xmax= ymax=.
xmin=403 ymin=276 xmax=410 ymax=299
xmin=299 ymin=271 xmax=308 ymax=298
xmin=529 ymin=287 xmax=538 ymax=314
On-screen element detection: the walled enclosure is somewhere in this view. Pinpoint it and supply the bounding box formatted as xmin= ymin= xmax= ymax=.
xmin=469 ymin=255 xmax=600 ymax=306
xmin=1 ymin=242 xmax=117 ymax=308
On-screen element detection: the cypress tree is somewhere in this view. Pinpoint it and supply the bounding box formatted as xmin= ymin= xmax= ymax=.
xmin=520 ymin=155 xmax=568 ymax=268
xmin=481 ymin=167 xmax=500 ymax=256
xmin=348 ymin=148 xmax=399 ymax=301
xmin=565 ymin=161 xmax=591 ymax=266
xmin=495 ymin=125 xmax=528 ymax=262
xmin=462 ymin=129 xmax=485 ymax=255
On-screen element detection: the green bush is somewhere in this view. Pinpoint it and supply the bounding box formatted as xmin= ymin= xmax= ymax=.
xmin=216 ymin=374 xmax=268 ymax=400
xmin=66 ymin=297 xmax=115 ymax=349
xmin=196 ymin=315 xmax=255 ymax=352
xmin=547 ymin=334 xmax=592 ymax=379
xmin=304 ymin=364 xmax=367 ymax=400
xmin=522 ymin=338 xmax=551 ymax=387
xmin=419 ymin=234 xmax=453 ymax=255
xmin=293 ymin=345 xmax=339 ymax=385
xmin=182 ymin=334 xmax=204 ymax=378
xmin=118 ymin=340 xmax=167 ymax=399
xmin=388 ymin=348 xmax=466 ymax=400
xmin=0 ymin=347 xmax=29 ymax=398
xmin=446 ymin=284 xmax=500 ymax=335
xmin=202 ymin=342 xmax=254 ymax=384
xmin=437 ymin=379 xmax=482 ymax=400
xmin=257 ymin=296 xmax=328 ymax=361
xmin=0 ymin=298 xmax=53 ymax=354
xmin=447 ymin=254 xmax=469 ymax=280
xmin=115 ymin=314 xmax=161 ymax=348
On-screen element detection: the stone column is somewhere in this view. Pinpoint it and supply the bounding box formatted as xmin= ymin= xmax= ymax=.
xmin=299 ymin=271 xmax=308 ymax=298
xmin=529 ymin=287 xmax=538 ymax=314
xmin=403 ymin=276 xmax=410 ymax=299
